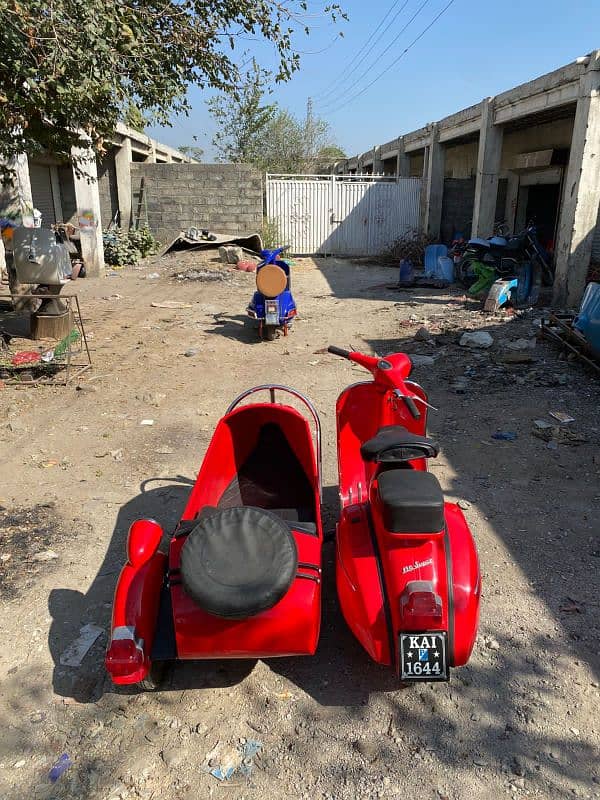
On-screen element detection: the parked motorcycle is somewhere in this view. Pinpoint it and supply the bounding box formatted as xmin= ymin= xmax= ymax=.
xmin=247 ymin=246 xmax=297 ymax=341
xmin=328 ymin=345 xmax=480 ymax=680
xmin=455 ymin=223 xmax=552 ymax=288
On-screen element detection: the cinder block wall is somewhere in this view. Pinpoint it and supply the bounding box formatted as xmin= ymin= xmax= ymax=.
xmin=130 ymin=163 xmax=263 ymax=243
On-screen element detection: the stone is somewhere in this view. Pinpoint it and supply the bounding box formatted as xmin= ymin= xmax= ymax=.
xmin=459 ymin=331 xmax=493 ymax=348
xmin=414 ymin=327 xmax=432 ymax=342
xmin=409 ymin=354 xmax=435 ymax=367
xmin=353 ymin=740 xmax=379 ymax=762
xmin=184 ymin=348 xmax=199 ymax=357
xmin=457 ymin=499 xmax=471 ymax=510
xmin=505 ymin=338 xmax=536 ymax=351
xmin=33 ymin=550 xmax=59 ymax=562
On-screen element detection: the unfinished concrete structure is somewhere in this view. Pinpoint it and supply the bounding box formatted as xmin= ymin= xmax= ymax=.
xmin=2 ymin=124 xmax=191 ymax=277
xmin=334 ymin=52 xmax=600 ymax=306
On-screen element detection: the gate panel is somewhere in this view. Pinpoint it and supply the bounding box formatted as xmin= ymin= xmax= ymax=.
xmin=266 ymin=175 xmax=421 ymax=256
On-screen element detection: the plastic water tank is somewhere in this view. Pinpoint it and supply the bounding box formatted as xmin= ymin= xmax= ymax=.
xmin=436 ymin=256 xmax=454 ymax=283
xmin=574 ymin=282 xmax=600 ymax=357
xmin=424 ymin=244 xmax=448 ymax=277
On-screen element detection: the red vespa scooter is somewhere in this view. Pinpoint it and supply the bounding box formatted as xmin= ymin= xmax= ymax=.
xmin=328 ymin=346 xmax=480 ymax=681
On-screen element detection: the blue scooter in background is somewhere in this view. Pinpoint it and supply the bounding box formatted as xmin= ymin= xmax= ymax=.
xmin=247 ymin=246 xmax=297 ymax=341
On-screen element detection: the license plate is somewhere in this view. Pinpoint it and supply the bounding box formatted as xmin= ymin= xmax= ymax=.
xmin=265 ymin=301 xmax=279 ymax=325
xmin=399 ymin=632 xmax=448 ymax=681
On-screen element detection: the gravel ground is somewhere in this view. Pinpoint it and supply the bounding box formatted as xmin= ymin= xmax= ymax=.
xmin=0 ymin=253 xmax=598 ymax=800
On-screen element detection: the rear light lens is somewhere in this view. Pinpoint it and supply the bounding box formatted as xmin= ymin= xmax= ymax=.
xmin=105 ymin=632 xmax=145 ymax=678
xmin=404 ymin=591 xmax=443 ymax=619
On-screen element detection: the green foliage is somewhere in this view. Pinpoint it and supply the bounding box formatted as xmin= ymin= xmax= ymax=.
xmin=209 ymin=82 xmax=345 ymax=173
xmin=0 ymin=1 xmax=346 ymax=180
xmin=261 ymin=216 xmax=280 ymax=248
xmin=103 ymin=227 xmax=159 ymax=267
xmin=178 ymin=145 xmax=205 ymax=162
xmin=209 ymin=61 xmax=276 ymax=164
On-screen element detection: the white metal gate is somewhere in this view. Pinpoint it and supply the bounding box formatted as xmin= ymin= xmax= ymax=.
xmin=266 ymin=174 xmax=422 ymax=256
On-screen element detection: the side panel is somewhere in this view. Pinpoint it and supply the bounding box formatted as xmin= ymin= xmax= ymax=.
xmin=336 ymin=506 xmax=392 ymax=665
xmin=445 ymin=503 xmax=481 ymax=665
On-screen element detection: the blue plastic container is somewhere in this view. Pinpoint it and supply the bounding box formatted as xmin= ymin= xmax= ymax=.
xmin=424 ymin=244 xmax=448 ymax=277
xmin=574 ymin=282 xmax=600 ymax=357
xmin=436 ymin=256 xmax=454 ymax=283
xmin=399 ymin=258 xmax=414 ymax=283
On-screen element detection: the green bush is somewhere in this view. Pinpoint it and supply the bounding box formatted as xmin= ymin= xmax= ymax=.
xmin=103 ymin=226 xmax=160 ymax=267
xmin=261 ymin=216 xmax=280 ymax=249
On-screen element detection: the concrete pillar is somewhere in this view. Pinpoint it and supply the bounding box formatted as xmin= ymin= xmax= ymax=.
xmin=396 ymin=137 xmax=410 ymax=178
xmin=504 ymin=171 xmax=520 ymax=233
xmin=554 ymin=52 xmax=600 ymax=307
xmin=373 ymin=146 xmax=384 ymax=175
xmin=422 ymin=124 xmax=444 ymax=238
xmin=471 ymin=98 xmax=503 ymax=238
xmin=115 ymin=137 xmax=133 ymax=230
xmin=12 ymin=154 xmax=34 ymax=212
xmin=145 ymin=142 xmax=157 ymax=163
xmin=71 ymin=144 xmax=105 ymax=277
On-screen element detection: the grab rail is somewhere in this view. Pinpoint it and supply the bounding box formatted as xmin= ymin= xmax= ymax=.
xmin=226 ymin=384 xmax=322 ymax=500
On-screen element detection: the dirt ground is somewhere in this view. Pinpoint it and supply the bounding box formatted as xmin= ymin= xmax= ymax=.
xmin=0 ymin=252 xmax=598 ymax=800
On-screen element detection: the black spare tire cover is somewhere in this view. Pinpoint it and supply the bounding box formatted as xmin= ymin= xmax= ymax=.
xmin=180 ymin=506 xmax=298 ymax=619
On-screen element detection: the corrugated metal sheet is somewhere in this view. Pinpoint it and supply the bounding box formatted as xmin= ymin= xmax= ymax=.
xmin=266 ymin=175 xmax=422 ymax=256
xmin=29 ymin=163 xmax=57 ymax=225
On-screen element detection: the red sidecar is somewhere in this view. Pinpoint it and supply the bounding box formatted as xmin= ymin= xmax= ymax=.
xmin=105 ymin=386 xmax=323 ymax=687
xmin=329 ymin=347 xmax=480 ymax=681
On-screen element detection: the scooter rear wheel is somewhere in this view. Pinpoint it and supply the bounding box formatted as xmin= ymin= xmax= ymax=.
xmin=263 ymin=325 xmax=277 ymax=341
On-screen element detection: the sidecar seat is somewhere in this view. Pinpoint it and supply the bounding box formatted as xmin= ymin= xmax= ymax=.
xmin=361 ymin=425 xmax=439 ymax=463
xmin=180 ymin=506 xmax=298 ymax=619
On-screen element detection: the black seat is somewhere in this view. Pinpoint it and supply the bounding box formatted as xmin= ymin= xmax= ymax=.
xmin=377 ymin=470 xmax=445 ymax=533
xmin=180 ymin=506 xmax=298 ymax=619
xmin=361 ymin=425 xmax=439 ymax=463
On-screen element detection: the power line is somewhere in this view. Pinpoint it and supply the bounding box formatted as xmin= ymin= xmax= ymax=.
xmin=314 ymin=0 xmax=410 ymax=101
xmin=321 ymin=0 xmax=456 ymax=116
xmin=318 ymin=0 xmax=433 ymax=113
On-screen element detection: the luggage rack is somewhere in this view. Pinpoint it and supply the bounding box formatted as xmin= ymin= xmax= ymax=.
xmin=0 ymin=293 xmax=92 ymax=385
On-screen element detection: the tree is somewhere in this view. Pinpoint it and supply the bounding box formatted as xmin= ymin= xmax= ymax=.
xmin=208 ymin=62 xmax=276 ymax=164
xmin=252 ymin=105 xmax=345 ymax=174
xmin=178 ymin=146 xmax=205 ymax=162
xmin=0 ymin=1 xmax=346 ymax=179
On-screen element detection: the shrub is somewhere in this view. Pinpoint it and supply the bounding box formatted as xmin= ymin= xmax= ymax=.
xmin=103 ymin=226 xmax=160 ymax=267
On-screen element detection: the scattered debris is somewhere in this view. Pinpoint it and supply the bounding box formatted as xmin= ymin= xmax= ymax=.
xmin=549 ymin=411 xmax=575 ymax=424
xmin=533 ymin=420 xmax=553 ymax=429
xmin=150 ymin=301 xmax=193 ymax=309
xmin=145 ymin=272 xmax=160 ymax=280
xmin=48 ymin=753 xmax=72 ymax=783
xmin=532 ymin=427 xmax=589 ymax=445
xmin=219 ymin=245 xmax=243 ymax=265
xmin=414 ymin=326 xmax=433 ymax=342
xmin=498 ymin=351 xmax=536 ymax=364
xmin=492 ymin=431 xmax=517 ymax=441
xmin=59 ymin=623 xmax=103 ymax=667
xmin=505 ymin=338 xmax=536 ymax=351
xmin=459 ymin=331 xmax=494 ymax=349
xmin=204 ymin=741 xmax=243 ymax=782
xmin=33 ymin=550 xmax=58 ymax=562
xmin=140 ymin=419 xmax=154 ymax=426
xmin=457 ymin=499 xmax=471 ymax=510
xmin=184 ymin=348 xmax=199 ymax=357
xmin=173 ymin=268 xmax=232 ymax=283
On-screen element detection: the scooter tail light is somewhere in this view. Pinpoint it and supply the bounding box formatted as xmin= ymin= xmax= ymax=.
xmin=105 ymin=626 xmax=145 ymax=678
xmin=400 ymin=581 xmax=443 ymax=622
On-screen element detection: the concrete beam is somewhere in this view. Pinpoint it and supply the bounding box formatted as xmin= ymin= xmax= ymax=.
xmin=115 ymin=137 xmax=132 ymax=230
xmin=422 ymin=124 xmax=445 ymax=238
xmin=71 ymin=144 xmax=105 ymax=277
xmin=554 ymin=52 xmax=600 ymax=306
xmin=472 ymin=99 xmax=503 ymax=238
xmin=372 ymin=146 xmax=384 ymax=174
xmin=404 ymin=127 xmax=431 ymax=153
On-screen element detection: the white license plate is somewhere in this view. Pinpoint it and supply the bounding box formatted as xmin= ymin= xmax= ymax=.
xmin=399 ymin=632 xmax=448 ymax=681
xmin=265 ymin=301 xmax=279 ymax=325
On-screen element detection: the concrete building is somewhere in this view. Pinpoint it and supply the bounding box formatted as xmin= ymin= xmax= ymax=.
xmin=1 ymin=124 xmax=192 ymax=277
xmin=333 ymin=52 xmax=600 ymax=306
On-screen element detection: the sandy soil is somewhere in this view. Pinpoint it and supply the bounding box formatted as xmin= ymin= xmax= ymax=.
xmin=0 ymin=252 xmax=598 ymax=800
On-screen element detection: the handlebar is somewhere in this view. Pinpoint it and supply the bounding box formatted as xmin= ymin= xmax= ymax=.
xmin=328 ymin=345 xmax=421 ymax=419
xmin=327 ymin=345 xmax=350 ymax=359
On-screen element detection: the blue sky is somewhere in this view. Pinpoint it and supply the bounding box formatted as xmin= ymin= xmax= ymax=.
xmin=147 ymin=0 xmax=600 ymax=160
